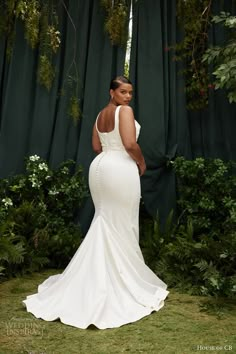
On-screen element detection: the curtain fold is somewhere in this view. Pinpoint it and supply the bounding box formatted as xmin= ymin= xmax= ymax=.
xmin=130 ymin=0 xmax=191 ymax=224
xmin=129 ymin=0 xmax=236 ymax=223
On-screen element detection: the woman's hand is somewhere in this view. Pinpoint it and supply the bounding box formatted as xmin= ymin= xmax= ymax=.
xmin=137 ymin=160 xmax=146 ymax=176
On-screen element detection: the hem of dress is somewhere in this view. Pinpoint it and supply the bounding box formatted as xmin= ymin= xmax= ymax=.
xmin=22 ymin=288 xmax=169 ymax=330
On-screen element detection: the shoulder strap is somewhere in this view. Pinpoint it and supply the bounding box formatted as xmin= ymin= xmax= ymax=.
xmin=95 ymin=112 xmax=101 ymax=132
xmin=114 ymin=105 xmax=122 ymax=130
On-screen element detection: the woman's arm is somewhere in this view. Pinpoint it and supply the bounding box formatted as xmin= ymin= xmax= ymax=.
xmin=119 ymin=106 xmax=146 ymax=176
xmin=92 ymin=124 xmax=102 ymax=154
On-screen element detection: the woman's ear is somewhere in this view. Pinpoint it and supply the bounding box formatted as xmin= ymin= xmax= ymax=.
xmin=109 ymin=89 xmax=114 ymax=99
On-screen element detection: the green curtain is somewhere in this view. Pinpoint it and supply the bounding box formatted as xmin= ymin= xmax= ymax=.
xmin=0 ymin=0 xmax=127 ymax=179
xmin=188 ymin=0 xmax=236 ymax=160
xmin=129 ymin=0 xmax=236 ymax=223
xmin=130 ymin=0 xmax=191 ymax=223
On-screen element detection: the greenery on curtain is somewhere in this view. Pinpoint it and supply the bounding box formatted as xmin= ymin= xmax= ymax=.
xmin=0 ymin=0 xmax=60 ymax=89
xmin=100 ymin=0 xmax=130 ymax=46
xmin=0 ymin=0 xmax=83 ymax=121
xmin=203 ymin=11 xmax=236 ymax=104
xmin=2 ymin=1 xmax=234 ymax=114
xmin=99 ymin=0 xmax=236 ymax=112
xmin=175 ymin=0 xmax=213 ymax=110
xmin=175 ymin=0 xmax=236 ymax=110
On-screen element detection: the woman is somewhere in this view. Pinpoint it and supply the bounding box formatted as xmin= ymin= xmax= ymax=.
xmin=23 ymin=76 xmax=169 ymax=329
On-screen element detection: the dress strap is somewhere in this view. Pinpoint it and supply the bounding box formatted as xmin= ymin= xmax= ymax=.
xmin=95 ymin=112 xmax=101 ymax=132
xmin=96 ymin=106 xmax=121 ymax=133
xmin=114 ymin=105 xmax=122 ymax=130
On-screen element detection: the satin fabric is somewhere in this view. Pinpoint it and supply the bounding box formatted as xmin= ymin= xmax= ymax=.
xmin=23 ymin=106 xmax=169 ymax=329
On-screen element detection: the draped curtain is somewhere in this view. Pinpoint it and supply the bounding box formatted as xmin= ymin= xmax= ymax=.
xmin=130 ymin=0 xmax=191 ymax=222
xmin=130 ymin=0 xmax=236 ymax=222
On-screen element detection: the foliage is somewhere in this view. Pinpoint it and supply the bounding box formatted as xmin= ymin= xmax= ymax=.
xmin=141 ymin=157 xmax=236 ymax=298
xmin=175 ymin=0 xmax=213 ymax=110
xmin=124 ymin=60 xmax=130 ymax=78
xmin=0 ymin=0 xmax=60 ymax=89
xmin=37 ymin=54 xmax=55 ymax=90
xmin=67 ymin=95 xmax=82 ymax=123
xmin=0 ymin=155 xmax=89 ymax=279
xmin=62 ymin=73 xmax=82 ymax=124
xmin=0 ymin=0 xmax=81 ymax=121
xmin=203 ymin=12 xmax=236 ymax=104
xmin=100 ymin=0 xmax=130 ymax=46
xmin=0 ymin=232 xmax=25 ymax=276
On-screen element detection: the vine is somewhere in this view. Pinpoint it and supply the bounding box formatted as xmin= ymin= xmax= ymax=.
xmin=0 ymin=0 xmax=81 ymax=122
xmin=100 ymin=0 xmax=130 ymax=46
xmin=60 ymin=0 xmax=81 ymax=123
xmin=175 ymin=0 xmax=213 ymax=110
xmin=203 ymin=12 xmax=236 ymax=104
xmin=0 ymin=1 xmax=60 ymax=89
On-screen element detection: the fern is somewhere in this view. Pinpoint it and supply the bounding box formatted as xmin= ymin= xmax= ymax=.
xmin=0 ymin=232 xmax=25 ymax=279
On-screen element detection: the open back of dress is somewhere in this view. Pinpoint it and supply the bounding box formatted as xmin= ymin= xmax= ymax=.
xmin=23 ymin=106 xmax=169 ymax=329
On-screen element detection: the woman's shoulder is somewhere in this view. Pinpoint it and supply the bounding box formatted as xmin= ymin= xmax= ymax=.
xmin=119 ymin=105 xmax=133 ymax=114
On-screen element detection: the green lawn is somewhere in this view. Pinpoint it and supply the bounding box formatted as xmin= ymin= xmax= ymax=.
xmin=0 ymin=269 xmax=235 ymax=354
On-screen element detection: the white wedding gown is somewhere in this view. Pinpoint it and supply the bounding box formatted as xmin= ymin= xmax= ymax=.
xmin=23 ymin=106 xmax=169 ymax=329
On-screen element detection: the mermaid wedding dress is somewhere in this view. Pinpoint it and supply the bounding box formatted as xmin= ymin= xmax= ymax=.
xmin=23 ymin=106 xmax=169 ymax=329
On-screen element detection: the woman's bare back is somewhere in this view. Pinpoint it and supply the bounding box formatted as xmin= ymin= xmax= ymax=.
xmin=96 ymin=105 xmax=117 ymax=133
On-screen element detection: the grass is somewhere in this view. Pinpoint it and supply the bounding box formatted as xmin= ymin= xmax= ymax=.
xmin=0 ymin=269 xmax=236 ymax=354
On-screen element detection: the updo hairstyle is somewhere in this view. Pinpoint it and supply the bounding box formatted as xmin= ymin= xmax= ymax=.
xmin=109 ymin=76 xmax=132 ymax=90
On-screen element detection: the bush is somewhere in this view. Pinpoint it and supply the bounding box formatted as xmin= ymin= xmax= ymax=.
xmin=0 ymin=156 xmax=89 ymax=279
xmin=141 ymin=157 xmax=236 ymax=298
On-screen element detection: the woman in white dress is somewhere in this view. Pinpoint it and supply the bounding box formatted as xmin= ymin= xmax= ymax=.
xmin=23 ymin=76 xmax=169 ymax=329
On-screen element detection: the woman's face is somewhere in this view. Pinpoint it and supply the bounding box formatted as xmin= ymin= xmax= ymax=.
xmin=110 ymin=83 xmax=133 ymax=106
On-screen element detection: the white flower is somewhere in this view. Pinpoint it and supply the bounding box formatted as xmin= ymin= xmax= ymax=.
xmin=38 ymin=163 xmax=48 ymax=171
xmin=29 ymin=174 xmax=41 ymax=188
xmin=227 ymin=18 xmax=236 ymax=26
xmin=29 ymin=155 xmax=40 ymax=161
xmin=49 ymin=189 xmax=59 ymax=195
xmin=2 ymin=197 xmax=13 ymax=208
xmin=29 ymin=173 xmax=36 ymax=181
xmin=62 ymin=167 xmax=69 ymax=174
xmin=38 ymin=202 xmax=47 ymax=211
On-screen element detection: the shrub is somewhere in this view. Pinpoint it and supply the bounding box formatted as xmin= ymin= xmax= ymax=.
xmin=141 ymin=157 xmax=236 ymax=298
xmin=0 ymin=156 xmax=89 ymax=279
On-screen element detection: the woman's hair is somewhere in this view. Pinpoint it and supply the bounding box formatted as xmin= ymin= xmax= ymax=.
xmin=109 ymin=76 xmax=132 ymax=90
